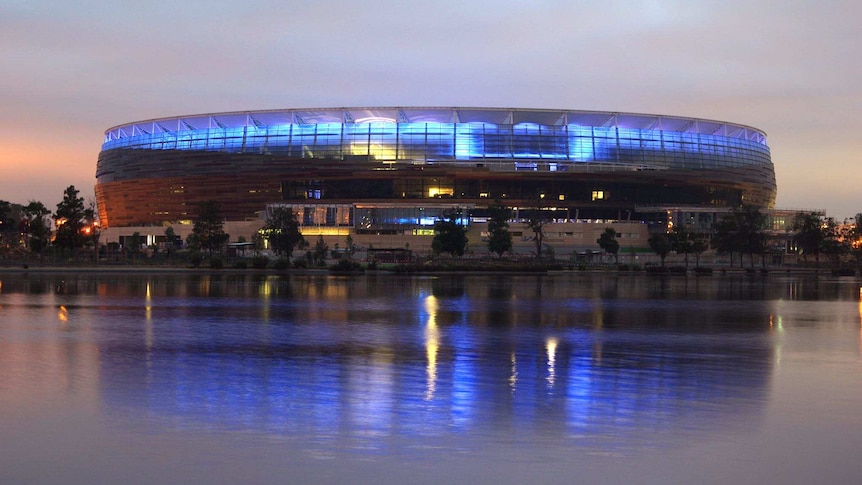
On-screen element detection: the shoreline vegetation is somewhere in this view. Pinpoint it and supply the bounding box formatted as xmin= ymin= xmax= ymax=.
xmin=0 ymin=258 xmax=846 ymax=276
xmin=5 ymin=190 xmax=860 ymax=279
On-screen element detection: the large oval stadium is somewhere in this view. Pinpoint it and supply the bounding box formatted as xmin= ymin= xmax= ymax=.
xmin=95 ymin=107 xmax=776 ymax=252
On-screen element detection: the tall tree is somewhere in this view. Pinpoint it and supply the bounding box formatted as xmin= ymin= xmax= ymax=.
xmin=669 ymin=225 xmax=695 ymax=268
xmin=54 ymin=185 xmax=87 ymax=251
xmin=712 ymin=206 xmax=769 ymax=267
xmin=164 ymin=226 xmax=178 ymax=248
xmin=0 ymin=200 xmax=13 ymax=248
xmin=22 ymin=201 xmax=51 ymax=255
xmin=712 ymin=213 xmax=741 ymax=267
xmin=527 ymin=210 xmax=552 ymax=258
xmin=691 ymin=238 xmax=710 ymax=268
xmin=312 ymin=235 xmax=329 ymax=266
xmin=648 ymin=233 xmax=672 ymax=266
xmin=486 ymin=199 xmax=512 ymax=257
xmin=344 ymin=234 xmax=355 ymax=260
xmin=83 ymin=199 xmax=99 ymax=261
xmin=263 ymin=207 xmax=304 ymax=257
xmin=847 ymin=214 xmax=862 ymax=270
xmin=791 ymin=211 xmax=824 ymax=264
xmin=192 ymin=200 xmax=229 ymax=255
xmin=735 ymin=205 xmax=769 ymax=268
xmin=432 ymin=210 xmax=468 ymax=257
xmin=0 ymin=201 xmax=24 ymax=253
xmin=597 ymin=227 xmax=620 ymax=264
xmin=820 ymin=217 xmax=848 ymax=267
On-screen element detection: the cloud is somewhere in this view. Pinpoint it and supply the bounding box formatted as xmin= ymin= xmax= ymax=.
xmin=0 ymin=0 xmax=861 ymax=215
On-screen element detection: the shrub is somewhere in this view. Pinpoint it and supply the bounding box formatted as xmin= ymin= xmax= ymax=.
xmin=209 ymin=257 xmax=224 ymax=269
xmin=251 ymin=255 xmax=269 ymax=269
xmin=233 ymin=260 xmax=248 ymax=269
xmin=274 ymin=257 xmax=290 ymax=270
xmin=645 ymin=265 xmax=668 ymax=274
xmin=329 ymin=259 xmax=363 ymax=272
xmin=189 ymin=252 xmax=203 ymax=268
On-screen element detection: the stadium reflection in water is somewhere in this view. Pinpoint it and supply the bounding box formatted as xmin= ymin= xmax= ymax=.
xmin=1 ymin=272 xmax=861 ymax=484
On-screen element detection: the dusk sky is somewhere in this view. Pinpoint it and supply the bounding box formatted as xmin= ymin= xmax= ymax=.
xmin=1 ymin=0 xmax=859 ymax=217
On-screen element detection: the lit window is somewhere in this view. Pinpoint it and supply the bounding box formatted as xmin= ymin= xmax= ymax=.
xmin=558 ymin=194 xmax=565 ymax=201
xmin=428 ymin=187 xmax=454 ymax=198
xmin=591 ymin=190 xmax=605 ymax=201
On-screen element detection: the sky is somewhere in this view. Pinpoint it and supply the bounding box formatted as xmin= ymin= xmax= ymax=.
xmin=1 ymin=0 xmax=860 ymax=218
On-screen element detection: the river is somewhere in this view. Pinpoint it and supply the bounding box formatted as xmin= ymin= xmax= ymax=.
xmin=1 ymin=272 xmax=860 ymax=484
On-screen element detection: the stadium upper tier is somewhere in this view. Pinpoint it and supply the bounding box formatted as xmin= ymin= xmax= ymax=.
xmin=96 ymin=107 xmax=776 ymax=228
xmin=102 ymin=107 xmax=768 ymax=168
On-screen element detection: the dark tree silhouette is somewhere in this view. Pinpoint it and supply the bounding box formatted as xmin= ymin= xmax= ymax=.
xmin=648 ymin=233 xmax=672 ymax=266
xmin=432 ymin=210 xmax=468 ymax=257
xmin=597 ymin=227 xmax=620 ymax=264
xmin=54 ymin=185 xmax=87 ymax=251
xmin=192 ymin=200 xmax=229 ymax=255
xmin=263 ymin=207 xmax=305 ymax=257
xmin=486 ymin=199 xmax=512 ymax=257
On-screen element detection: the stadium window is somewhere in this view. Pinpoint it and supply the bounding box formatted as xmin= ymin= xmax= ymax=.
xmin=591 ymin=190 xmax=606 ymax=201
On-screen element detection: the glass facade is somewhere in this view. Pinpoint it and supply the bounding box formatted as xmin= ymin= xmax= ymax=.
xmin=102 ymin=121 xmax=770 ymax=173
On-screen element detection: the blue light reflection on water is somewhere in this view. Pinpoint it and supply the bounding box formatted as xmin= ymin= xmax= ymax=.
xmin=4 ymin=275 xmax=768 ymax=440
xmin=2 ymin=272 xmax=862 ymax=484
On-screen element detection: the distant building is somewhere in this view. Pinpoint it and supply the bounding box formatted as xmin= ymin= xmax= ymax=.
xmin=95 ymin=107 xmax=777 ymax=255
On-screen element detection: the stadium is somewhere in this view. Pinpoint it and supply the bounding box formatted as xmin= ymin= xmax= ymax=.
xmin=95 ymin=107 xmax=777 ymax=254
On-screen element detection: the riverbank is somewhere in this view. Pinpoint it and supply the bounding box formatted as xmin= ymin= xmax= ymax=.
xmin=0 ymin=262 xmax=839 ymax=276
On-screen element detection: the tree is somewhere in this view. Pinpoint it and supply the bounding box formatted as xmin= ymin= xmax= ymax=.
xmin=669 ymin=225 xmax=695 ymax=268
xmin=82 ymin=199 xmax=99 ymax=261
xmin=312 ymin=235 xmax=329 ymax=266
xmin=712 ymin=214 xmax=741 ymax=267
xmin=486 ymin=199 xmax=512 ymax=257
xmin=847 ymin=214 xmax=862 ymax=270
xmin=164 ymin=226 xmax=178 ymax=248
xmin=252 ymin=232 xmax=265 ymax=255
xmin=192 ymin=201 xmax=229 ymax=255
xmin=54 ymin=185 xmax=88 ymax=251
xmin=126 ymin=232 xmax=144 ymax=259
xmin=820 ymin=217 xmax=848 ymax=267
xmin=597 ymin=227 xmax=620 ymax=264
xmin=735 ymin=205 xmax=769 ymax=268
xmin=712 ymin=206 xmax=770 ymax=268
xmin=791 ymin=212 xmax=824 ymax=265
xmin=692 ymin=238 xmax=710 ymax=267
xmin=0 ymin=200 xmax=10 ymax=233
xmin=0 ymin=200 xmax=19 ymax=250
xmin=345 ymin=234 xmax=355 ymax=260
xmin=263 ymin=207 xmax=305 ymax=257
xmin=648 ymin=233 xmax=672 ymax=266
xmin=432 ymin=210 xmax=468 ymax=257
xmin=22 ymin=201 xmax=51 ymax=256
xmin=527 ymin=210 xmax=552 ymax=258
xmin=161 ymin=226 xmax=177 ymax=260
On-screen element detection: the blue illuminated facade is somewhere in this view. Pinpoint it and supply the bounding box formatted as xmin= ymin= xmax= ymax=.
xmin=96 ymin=108 xmax=776 ymax=228
xmin=102 ymin=111 xmax=770 ymax=170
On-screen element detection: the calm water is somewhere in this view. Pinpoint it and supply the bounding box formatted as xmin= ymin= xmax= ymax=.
xmin=1 ymin=271 xmax=861 ymax=484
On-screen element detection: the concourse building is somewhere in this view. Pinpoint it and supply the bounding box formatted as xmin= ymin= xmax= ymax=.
xmin=95 ymin=107 xmax=777 ymax=255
